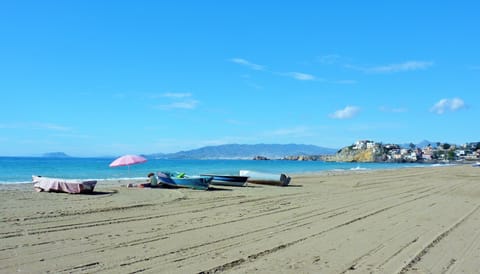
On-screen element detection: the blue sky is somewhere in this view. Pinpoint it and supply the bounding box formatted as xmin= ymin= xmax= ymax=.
xmin=1 ymin=1 xmax=479 ymax=157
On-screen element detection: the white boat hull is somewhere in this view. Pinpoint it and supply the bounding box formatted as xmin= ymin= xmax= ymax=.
xmin=239 ymin=170 xmax=291 ymax=186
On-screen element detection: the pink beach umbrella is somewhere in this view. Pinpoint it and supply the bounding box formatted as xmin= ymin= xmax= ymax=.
xmin=109 ymin=154 xmax=147 ymax=177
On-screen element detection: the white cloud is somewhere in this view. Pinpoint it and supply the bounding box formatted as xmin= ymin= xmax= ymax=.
xmin=230 ymin=58 xmax=264 ymax=71
xmin=430 ymin=98 xmax=466 ymax=114
xmin=286 ymin=72 xmax=316 ymax=81
xmin=231 ymin=58 xmax=320 ymax=82
xmin=154 ymin=93 xmax=198 ymax=110
xmin=348 ymin=61 xmax=433 ymax=73
xmin=329 ymin=106 xmax=361 ymax=119
xmin=158 ymin=100 xmax=198 ymax=110
xmin=35 ymin=123 xmax=71 ymax=131
xmin=318 ymin=54 xmax=342 ymax=65
xmin=162 ymin=92 xmax=192 ymax=98
xmin=371 ymin=61 xmax=432 ymax=73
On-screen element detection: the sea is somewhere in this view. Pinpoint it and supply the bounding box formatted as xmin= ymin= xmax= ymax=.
xmin=0 ymin=157 xmax=433 ymax=185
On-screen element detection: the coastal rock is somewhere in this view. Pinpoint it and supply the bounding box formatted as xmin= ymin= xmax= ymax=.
xmin=283 ymin=155 xmax=326 ymax=161
xmin=328 ymin=144 xmax=386 ymax=162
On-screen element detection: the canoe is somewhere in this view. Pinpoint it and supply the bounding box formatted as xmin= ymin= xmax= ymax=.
xmin=200 ymin=174 xmax=249 ymax=187
xmin=472 ymin=162 xmax=480 ymax=167
xmin=157 ymin=172 xmax=212 ymax=190
xmin=32 ymin=175 xmax=97 ymax=194
xmin=239 ymin=170 xmax=291 ymax=186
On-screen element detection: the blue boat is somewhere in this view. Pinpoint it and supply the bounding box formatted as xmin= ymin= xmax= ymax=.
xmin=200 ymin=174 xmax=249 ymax=187
xmin=157 ymin=172 xmax=212 ymax=190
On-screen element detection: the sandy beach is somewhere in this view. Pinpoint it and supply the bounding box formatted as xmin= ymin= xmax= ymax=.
xmin=1 ymin=165 xmax=480 ymax=273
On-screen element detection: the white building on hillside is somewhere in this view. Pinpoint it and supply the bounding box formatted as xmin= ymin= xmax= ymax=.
xmin=354 ymin=140 xmax=376 ymax=150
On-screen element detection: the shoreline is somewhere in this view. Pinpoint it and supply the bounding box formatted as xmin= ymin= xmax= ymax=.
xmin=0 ymin=157 xmax=459 ymax=185
xmin=0 ymin=161 xmax=463 ymax=186
xmin=1 ymin=165 xmax=480 ymax=273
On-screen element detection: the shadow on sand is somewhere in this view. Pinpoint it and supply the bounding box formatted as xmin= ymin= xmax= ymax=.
xmin=207 ymin=186 xmax=233 ymax=191
xmin=244 ymin=184 xmax=264 ymax=188
xmin=89 ymin=189 xmax=119 ymax=195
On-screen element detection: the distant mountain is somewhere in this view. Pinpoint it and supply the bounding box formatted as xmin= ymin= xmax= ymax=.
xmin=147 ymin=144 xmax=337 ymax=159
xmin=399 ymin=140 xmax=438 ymax=149
xmin=416 ymin=140 xmax=438 ymax=148
xmin=43 ymin=152 xmax=71 ymax=158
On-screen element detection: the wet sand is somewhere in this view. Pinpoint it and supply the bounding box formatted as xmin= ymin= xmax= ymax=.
xmin=1 ymin=165 xmax=480 ymax=273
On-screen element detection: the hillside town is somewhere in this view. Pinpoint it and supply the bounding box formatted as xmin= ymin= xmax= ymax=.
xmin=284 ymin=140 xmax=480 ymax=163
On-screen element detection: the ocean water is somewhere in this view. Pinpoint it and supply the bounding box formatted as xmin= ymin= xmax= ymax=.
xmin=0 ymin=157 xmax=427 ymax=184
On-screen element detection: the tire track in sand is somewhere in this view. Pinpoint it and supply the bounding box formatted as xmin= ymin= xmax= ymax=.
xmin=398 ymin=204 xmax=480 ymax=274
xmin=197 ymin=179 xmax=469 ymax=274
